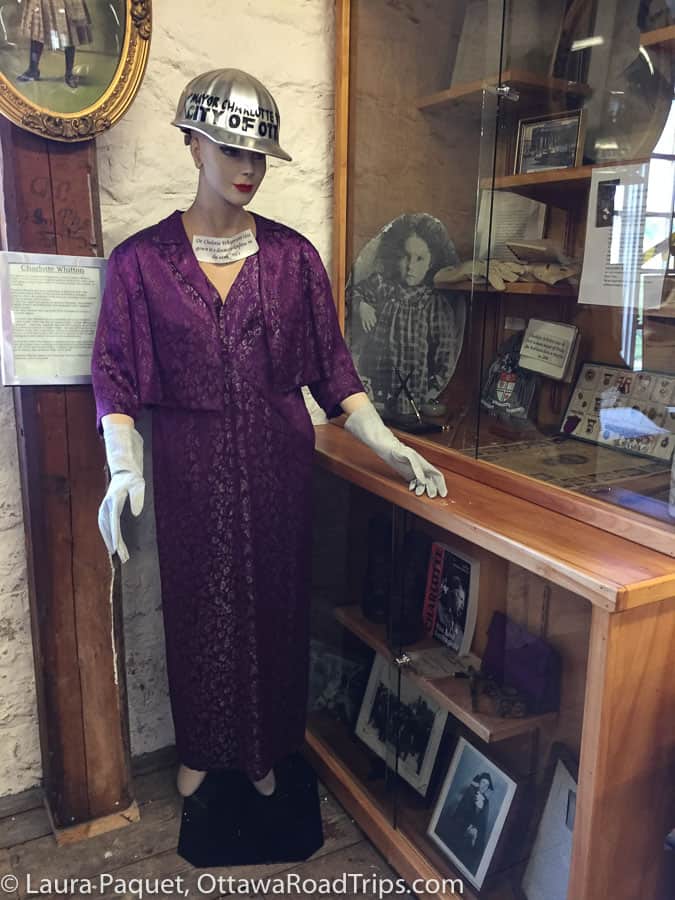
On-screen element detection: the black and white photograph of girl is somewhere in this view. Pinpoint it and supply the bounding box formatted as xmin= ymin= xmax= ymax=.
xmin=346 ymin=213 xmax=466 ymax=425
xmin=428 ymin=737 xmax=517 ymax=890
xmin=355 ymin=653 xmax=448 ymax=796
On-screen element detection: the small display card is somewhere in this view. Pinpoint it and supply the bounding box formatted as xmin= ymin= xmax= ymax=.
xmin=192 ymin=231 xmax=259 ymax=265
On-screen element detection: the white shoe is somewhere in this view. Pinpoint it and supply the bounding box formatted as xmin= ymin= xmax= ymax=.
xmin=252 ymin=768 xmax=276 ymax=796
xmin=177 ymin=764 xmax=207 ymax=797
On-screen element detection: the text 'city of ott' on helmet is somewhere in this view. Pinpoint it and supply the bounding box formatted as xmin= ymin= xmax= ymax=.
xmin=172 ymin=68 xmax=292 ymax=162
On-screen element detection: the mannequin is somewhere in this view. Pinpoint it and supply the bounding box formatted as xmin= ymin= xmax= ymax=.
xmin=92 ymin=69 xmax=448 ymax=800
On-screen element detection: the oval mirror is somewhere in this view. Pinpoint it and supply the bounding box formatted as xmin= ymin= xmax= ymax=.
xmin=0 ymin=0 xmax=150 ymax=141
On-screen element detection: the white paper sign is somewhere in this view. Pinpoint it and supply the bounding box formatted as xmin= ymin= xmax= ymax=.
xmin=578 ymin=162 xmax=669 ymax=309
xmin=192 ymin=230 xmax=259 ymax=265
xmin=0 ymin=252 xmax=106 ymax=385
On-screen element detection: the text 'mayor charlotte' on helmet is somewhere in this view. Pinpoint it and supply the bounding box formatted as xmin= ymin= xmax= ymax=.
xmin=172 ymin=68 xmax=292 ymax=162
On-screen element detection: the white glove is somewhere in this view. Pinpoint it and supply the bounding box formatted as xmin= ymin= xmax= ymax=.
xmin=344 ymin=400 xmax=448 ymax=499
xmin=434 ymin=259 xmax=526 ymax=291
xmin=98 ymin=422 xmax=145 ymax=563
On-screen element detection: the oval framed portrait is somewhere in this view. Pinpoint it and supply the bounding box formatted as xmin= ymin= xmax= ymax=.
xmin=0 ymin=0 xmax=151 ymax=142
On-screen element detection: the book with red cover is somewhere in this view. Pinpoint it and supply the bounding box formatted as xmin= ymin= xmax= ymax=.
xmin=422 ymin=542 xmax=479 ymax=657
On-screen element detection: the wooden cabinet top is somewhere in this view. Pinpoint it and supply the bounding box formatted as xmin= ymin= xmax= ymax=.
xmin=314 ymin=424 xmax=675 ymax=612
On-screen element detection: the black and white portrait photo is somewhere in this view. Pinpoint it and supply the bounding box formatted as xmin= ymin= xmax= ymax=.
xmin=428 ymin=737 xmax=517 ymax=889
xmin=355 ymin=654 xmax=448 ymax=796
xmin=346 ymin=213 xmax=466 ymax=424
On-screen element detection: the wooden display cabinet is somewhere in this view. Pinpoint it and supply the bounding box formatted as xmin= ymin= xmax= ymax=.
xmin=306 ymin=2 xmax=675 ymax=899
xmin=306 ymin=427 xmax=675 ymax=900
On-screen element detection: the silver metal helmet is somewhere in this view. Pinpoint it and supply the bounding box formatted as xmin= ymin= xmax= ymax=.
xmin=172 ymin=68 xmax=292 ymax=162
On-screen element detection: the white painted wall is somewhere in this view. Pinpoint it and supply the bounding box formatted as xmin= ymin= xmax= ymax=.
xmin=0 ymin=0 xmax=336 ymax=798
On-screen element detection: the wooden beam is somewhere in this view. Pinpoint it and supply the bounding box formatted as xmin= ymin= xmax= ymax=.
xmin=0 ymin=121 xmax=134 ymax=831
xmin=332 ymin=0 xmax=351 ymax=328
xmin=570 ymin=599 xmax=675 ymax=899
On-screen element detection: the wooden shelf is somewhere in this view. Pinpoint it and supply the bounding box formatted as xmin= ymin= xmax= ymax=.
xmin=334 ymin=604 xmax=556 ymax=743
xmin=435 ymin=278 xmax=577 ymax=297
xmin=641 ymin=25 xmax=675 ymax=47
xmin=417 ymin=69 xmax=589 ymax=112
xmin=481 ymin=160 xmax=648 ymax=206
xmin=314 ymin=424 xmax=675 ymax=610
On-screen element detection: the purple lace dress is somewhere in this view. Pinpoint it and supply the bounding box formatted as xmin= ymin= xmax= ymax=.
xmin=92 ymin=211 xmax=363 ymax=778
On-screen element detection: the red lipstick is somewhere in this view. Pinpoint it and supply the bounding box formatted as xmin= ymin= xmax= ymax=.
xmin=234 ymin=184 xmax=253 ymax=193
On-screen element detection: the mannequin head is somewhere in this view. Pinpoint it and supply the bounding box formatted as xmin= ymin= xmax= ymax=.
xmin=188 ymin=132 xmax=266 ymax=210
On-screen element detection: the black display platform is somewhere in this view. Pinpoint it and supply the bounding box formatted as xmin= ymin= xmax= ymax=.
xmin=177 ymin=752 xmax=325 ymax=868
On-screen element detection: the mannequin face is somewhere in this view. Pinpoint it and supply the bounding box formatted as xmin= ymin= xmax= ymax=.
xmin=398 ymin=233 xmax=432 ymax=286
xmin=190 ymin=134 xmax=266 ymax=209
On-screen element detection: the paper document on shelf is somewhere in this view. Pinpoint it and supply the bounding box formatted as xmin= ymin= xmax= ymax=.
xmin=0 ymin=252 xmax=106 ymax=385
xmin=578 ymin=162 xmax=668 ymax=309
xmin=477 ymin=190 xmax=546 ymax=260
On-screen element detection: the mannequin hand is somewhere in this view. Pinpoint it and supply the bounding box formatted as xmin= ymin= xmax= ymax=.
xmin=98 ymin=422 xmax=145 ymax=564
xmin=359 ymin=301 xmax=377 ymax=332
xmin=344 ymin=400 xmax=447 ymax=499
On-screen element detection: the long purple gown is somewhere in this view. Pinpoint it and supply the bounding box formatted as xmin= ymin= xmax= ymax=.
xmin=91 ymin=210 xmax=363 ymax=778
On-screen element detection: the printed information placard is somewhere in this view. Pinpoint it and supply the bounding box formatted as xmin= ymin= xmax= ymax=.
xmin=0 ymin=251 xmax=106 ymax=385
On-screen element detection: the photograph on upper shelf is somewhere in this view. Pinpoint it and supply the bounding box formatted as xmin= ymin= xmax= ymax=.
xmin=427 ymin=736 xmax=518 ymax=891
xmin=514 ymin=110 xmax=584 ymax=176
xmin=354 ymin=653 xmax=448 ymax=797
xmin=345 ymin=213 xmax=466 ymax=429
xmin=518 ymin=744 xmax=578 ymax=900
xmin=422 ymin=542 xmax=479 ymax=658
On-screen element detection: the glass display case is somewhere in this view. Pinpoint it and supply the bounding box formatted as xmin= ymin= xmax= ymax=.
xmin=335 ymin=0 xmax=675 ymax=555
xmin=305 ymin=4 xmax=675 ymax=900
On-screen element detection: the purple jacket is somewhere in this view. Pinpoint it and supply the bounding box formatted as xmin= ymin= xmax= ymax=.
xmin=91 ymin=210 xmax=360 ymax=428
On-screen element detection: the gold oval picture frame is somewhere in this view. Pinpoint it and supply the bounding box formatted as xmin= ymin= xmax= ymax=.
xmin=0 ymin=0 xmax=151 ymax=142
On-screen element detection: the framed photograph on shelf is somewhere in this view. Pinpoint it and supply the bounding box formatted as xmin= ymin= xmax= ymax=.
xmin=518 ymin=744 xmax=579 ymax=900
xmin=355 ymin=653 xmax=448 ymax=797
xmin=427 ymin=737 xmax=518 ymax=890
xmin=514 ymin=110 xmax=584 ymax=175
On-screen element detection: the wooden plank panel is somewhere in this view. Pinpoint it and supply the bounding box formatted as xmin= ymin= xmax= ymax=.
xmin=0 ymin=121 xmax=133 ymax=830
xmin=65 ymin=389 xmax=132 ymax=820
xmin=569 ymin=598 xmax=675 ymax=900
xmin=0 ymin=123 xmax=90 ymax=826
xmin=49 ymin=139 xmax=132 ymax=821
xmin=314 ymin=425 xmax=675 ymax=608
xmin=332 ymin=0 xmax=351 ymax=326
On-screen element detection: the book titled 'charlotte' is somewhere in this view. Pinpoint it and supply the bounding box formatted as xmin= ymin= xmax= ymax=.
xmin=422 ymin=542 xmax=479 ymax=658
